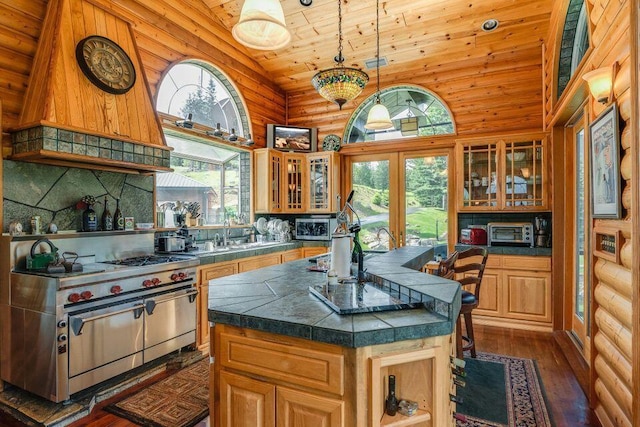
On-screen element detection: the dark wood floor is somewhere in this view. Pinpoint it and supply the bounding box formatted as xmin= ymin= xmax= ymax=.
xmin=0 ymin=325 xmax=598 ymax=426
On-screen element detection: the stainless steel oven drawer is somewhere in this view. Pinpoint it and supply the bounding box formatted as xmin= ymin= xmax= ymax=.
xmin=68 ymin=302 xmax=145 ymax=377
xmin=144 ymin=288 xmax=198 ymax=350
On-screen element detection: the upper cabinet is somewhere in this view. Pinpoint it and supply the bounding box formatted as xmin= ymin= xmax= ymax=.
xmin=456 ymin=134 xmax=549 ymax=211
xmin=254 ymin=149 xmax=340 ymax=214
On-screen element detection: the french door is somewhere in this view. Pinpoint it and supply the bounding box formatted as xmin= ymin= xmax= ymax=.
xmin=343 ymin=149 xmax=454 ymax=252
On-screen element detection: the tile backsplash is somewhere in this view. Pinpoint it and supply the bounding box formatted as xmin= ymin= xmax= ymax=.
xmin=2 ymin=160 xmax=154 ymax=233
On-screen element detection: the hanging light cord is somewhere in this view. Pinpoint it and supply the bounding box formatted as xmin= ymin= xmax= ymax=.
xmin=336 ymin=0 xmax=344 ymax=64
xmin=375 ymin=0 xmax=381 ymax=102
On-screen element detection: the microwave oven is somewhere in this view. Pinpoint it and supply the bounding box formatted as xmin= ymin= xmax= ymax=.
xmin=487 ymin=222 xmax=533 ymax=247
xmin=295 ymin=218 xmax=338 ymax=241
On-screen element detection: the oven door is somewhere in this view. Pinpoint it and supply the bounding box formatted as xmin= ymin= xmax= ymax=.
xmin=143 ymin=287 xmax=198 ymax=362
xmin=67 ymin=301 xmax=145 ymax=394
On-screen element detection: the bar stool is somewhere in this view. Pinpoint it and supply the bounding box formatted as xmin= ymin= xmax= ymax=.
xmin=439 ymin=247 xmax=488 ymax=358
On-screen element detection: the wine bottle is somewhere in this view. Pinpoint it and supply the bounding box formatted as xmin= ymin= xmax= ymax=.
xmin=385 ymin=375 xmax=399 ymax=416
xmin=102 ymin=197 xmax=113 ymax=231
xmin=114 ymin=198 xmax=124 ymax=231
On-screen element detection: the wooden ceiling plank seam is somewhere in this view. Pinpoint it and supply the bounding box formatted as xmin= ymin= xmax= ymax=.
xmin=1 ymin=0 xmax=48 ymax=21
xmin=0 ymin=25 xmax=39 ymax=64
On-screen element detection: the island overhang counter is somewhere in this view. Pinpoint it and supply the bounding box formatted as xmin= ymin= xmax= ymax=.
xmin=207 ymin=246 xmax=460 ymax=427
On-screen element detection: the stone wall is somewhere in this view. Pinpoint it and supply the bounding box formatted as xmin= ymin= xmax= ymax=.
xmin=2 ymin=160 xmax=154 ymax=234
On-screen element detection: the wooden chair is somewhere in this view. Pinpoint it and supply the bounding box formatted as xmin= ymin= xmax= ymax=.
xmin=452 ymin=247 xmax=488 ymax=358
xmin=436 ymin=251 xmax=458 ymax=280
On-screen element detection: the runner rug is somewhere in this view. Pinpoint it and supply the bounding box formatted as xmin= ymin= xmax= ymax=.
xmin=456 ymin=352 xmax=553 ymax=427
xmin=105 ymin=358 xmax=209 ymax=427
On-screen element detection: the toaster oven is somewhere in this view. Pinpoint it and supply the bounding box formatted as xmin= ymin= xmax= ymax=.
xmin=487 ymin=222 xmax=533 ymax=247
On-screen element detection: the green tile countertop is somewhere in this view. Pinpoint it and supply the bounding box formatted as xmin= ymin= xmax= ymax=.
xmin=207 ymin=246 xmax=461 ymax=348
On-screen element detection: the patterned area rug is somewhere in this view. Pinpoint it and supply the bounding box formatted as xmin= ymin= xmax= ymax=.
xmin=456 ymin=352 xmax=553 ymax=427
xmin=105 ymin=358 xmax=209 ymax=427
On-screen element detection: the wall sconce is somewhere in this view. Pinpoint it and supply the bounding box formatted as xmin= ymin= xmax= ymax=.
xmin=288 ymin=184 xmax=296 ymax=191
xmin=583 ymin=62 xmax=618 ymax=104
xmin=520 ymin=167 xmax=531 ymax=179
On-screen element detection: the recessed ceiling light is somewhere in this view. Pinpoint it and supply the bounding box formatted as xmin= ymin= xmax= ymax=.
xmin=481 ymin=19 xmax=499 ymax=32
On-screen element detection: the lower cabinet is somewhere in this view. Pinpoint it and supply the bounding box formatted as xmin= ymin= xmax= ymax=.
xmin=302 ymin=246 xmax=329 ymax=258
xmin=212 ymin=324 xmax=454 ymax=427
xmin=220 ymin=371 xmax=344 ymax=427
xmin=238 ymin=253 xmax=282 ymax=272
xmin=470 ymin=255 xmax=552 ymax=329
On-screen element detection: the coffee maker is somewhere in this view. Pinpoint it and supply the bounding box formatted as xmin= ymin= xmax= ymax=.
xmin=534 ymin=216 xmax=549 ymax=247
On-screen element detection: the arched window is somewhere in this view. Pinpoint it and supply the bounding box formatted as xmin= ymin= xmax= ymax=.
xmin=344 ymin=85 xmax=454 ymax=144
xmin=557 ymin=0 xmax=589 ymax=98
xmin=155 ymin=61 xmax=251 ymax=225
xmin=156 ymin=60 xmax=249 ymax=137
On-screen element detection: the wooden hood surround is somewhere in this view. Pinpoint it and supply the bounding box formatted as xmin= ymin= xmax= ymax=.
xmin=9 ymin=0 xmax=171 ymax=174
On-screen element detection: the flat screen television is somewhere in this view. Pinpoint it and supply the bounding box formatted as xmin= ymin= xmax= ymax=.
xmin=267 ymin=124 xmax=317 ymax=152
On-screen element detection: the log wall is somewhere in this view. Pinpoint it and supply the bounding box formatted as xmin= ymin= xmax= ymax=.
xmin=545 ymin=1 xmax=635 ymax=426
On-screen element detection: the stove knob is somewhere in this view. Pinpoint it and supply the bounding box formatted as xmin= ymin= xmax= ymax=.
xmin=57 ymin=334 xmax=67 ymax=342
xmin=68 ymin=293 xmax=81 ymax=303
xmin=179 ymin=272 xmax=187 ymax=279
xmin=80 ymin=291 xmax=93 ymax=300
xmin=57 ymin=320 xmax=67 ymax=328
xmin=170 ymin=273 xmax=179 ymax=281
xmin=152 ymin=277 xmax=161 ymax=285
xmin=143 ymin=279 xmax=153 ymax=287
xmin=111 ymin=285 xmax=122 ymax=294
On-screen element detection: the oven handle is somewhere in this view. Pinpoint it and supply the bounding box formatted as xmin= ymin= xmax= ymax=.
xmin=69 ymin=303 xmax=145 ymax=336
xmin=145 ymin=289 xmax=198 ymax=315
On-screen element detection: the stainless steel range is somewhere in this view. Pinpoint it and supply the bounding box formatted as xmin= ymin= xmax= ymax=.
xmin=0 ymin=233 xmax=199 ymax=403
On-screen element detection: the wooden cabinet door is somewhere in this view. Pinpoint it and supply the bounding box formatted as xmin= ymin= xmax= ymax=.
xmin=472 ymin=269 xmax=501 ymax=317
xmin=283 ymin=153 xmax=306 ymax=213
xmin=198 ymin=262 xmax=238 ymax=350
xmin=254 ymin=149 xmax=283 ymax=213
xmin=220 ymin=371 xmax=275 ymax=427
xmin=238 ymin=253 xmax=282 ymax=272
xmin=307 ymin=152 xmax=340 ymax=213
xmin=503 ymin=270 xmax=552 ymax=323
xmin=276 ymin=386 xmax=343 ymax=427
xmin=302 ymin=246 xmax=329 ymax=258
xmin=281 ymin=249 xmax=303 ymax=263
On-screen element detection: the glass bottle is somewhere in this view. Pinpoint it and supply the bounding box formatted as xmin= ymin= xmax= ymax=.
xmin=82 ymin=204 xmax=97 ymax=232
xmin=385 ymin=375 xmax=399 ymax=416
xmin=114 ymin=198 xmax=124 ymax=231
xmin=102 ymin=197 xmax=113 ymax=231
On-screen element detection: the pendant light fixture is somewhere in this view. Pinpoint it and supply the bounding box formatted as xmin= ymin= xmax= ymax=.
xmin=311 ymin=0 xmax=369 ymax=109
xmin=365 ymin=0 xmax=393 ymax=130
xmin=232 ymin=0 xmax=291 ymax=50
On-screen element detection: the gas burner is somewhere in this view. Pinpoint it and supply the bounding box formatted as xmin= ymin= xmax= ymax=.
xmin=103 ymin=255 xmax=190 ymax=266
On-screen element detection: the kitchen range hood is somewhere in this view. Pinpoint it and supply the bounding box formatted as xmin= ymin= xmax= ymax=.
xmin=9 ymin=0 xmax=172 ymax=174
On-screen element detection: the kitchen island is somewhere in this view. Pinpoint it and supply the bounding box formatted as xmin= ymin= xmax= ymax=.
xmin=207 ymin=246 xmax=460 ymax=427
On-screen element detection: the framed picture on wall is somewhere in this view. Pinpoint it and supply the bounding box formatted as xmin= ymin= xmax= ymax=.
xmin=589 ymin=103 xmax=621 ymax=219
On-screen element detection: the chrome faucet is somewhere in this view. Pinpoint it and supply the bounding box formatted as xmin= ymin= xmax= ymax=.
xmin=376 ymin=227 xmax=397 ymax=250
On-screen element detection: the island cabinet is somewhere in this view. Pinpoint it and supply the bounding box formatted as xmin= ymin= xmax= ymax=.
xmin=456 ymin=133 xmax=549 ymax=211
xmin=460 ymin=254 xmax=552 ymax=330
xmin=212 ymin=324 xmax=454 ymax=427
xmin=254 ymin=148 xmax=340 ymax=214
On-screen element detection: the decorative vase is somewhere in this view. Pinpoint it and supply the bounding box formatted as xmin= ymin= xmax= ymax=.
xmin=82 ymin=204 xmax=98 ymax=232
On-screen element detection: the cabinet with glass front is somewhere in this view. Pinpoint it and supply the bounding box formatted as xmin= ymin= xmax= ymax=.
xmin=456 ymin=134 xmax=548 ymax=211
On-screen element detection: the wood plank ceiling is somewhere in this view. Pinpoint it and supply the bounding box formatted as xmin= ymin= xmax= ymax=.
xmin=0 ymin=0 xmax=554 ymax=148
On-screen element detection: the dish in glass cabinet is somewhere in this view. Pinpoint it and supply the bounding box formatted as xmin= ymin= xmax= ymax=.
xmin=322 ymin=134 xmax=341 ymax=151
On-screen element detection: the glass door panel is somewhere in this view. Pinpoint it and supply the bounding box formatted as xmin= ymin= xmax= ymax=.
xmin=404 ymin=155 xmax=448 ymax=249
xmin=461 ymin=143 xmax=498 ymax=208
xmin=572 ymin=126 xmax=589 ymax=346
xmin=504 ymin=140 xmax=545 ymax=208
xmin=351 ymin=159 xmax=392 ymax=250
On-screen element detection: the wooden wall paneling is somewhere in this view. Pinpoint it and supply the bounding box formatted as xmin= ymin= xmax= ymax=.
xmin=594 ymin=306 xmax=632 ymax=361
xmin=594 ymin=261 xmax=632 ymax=299
xmin=631 ymin=1 xmax=639 ymax=425
xmin=594 ymin=379 xmax=632 ymax=427
xmin=594 ymin=355 xmax=633 ymax=418
xmin=594 ymin=283 xmax=632 ymax=329
xmin=593 ymin=333 xmax=633 ymax=391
